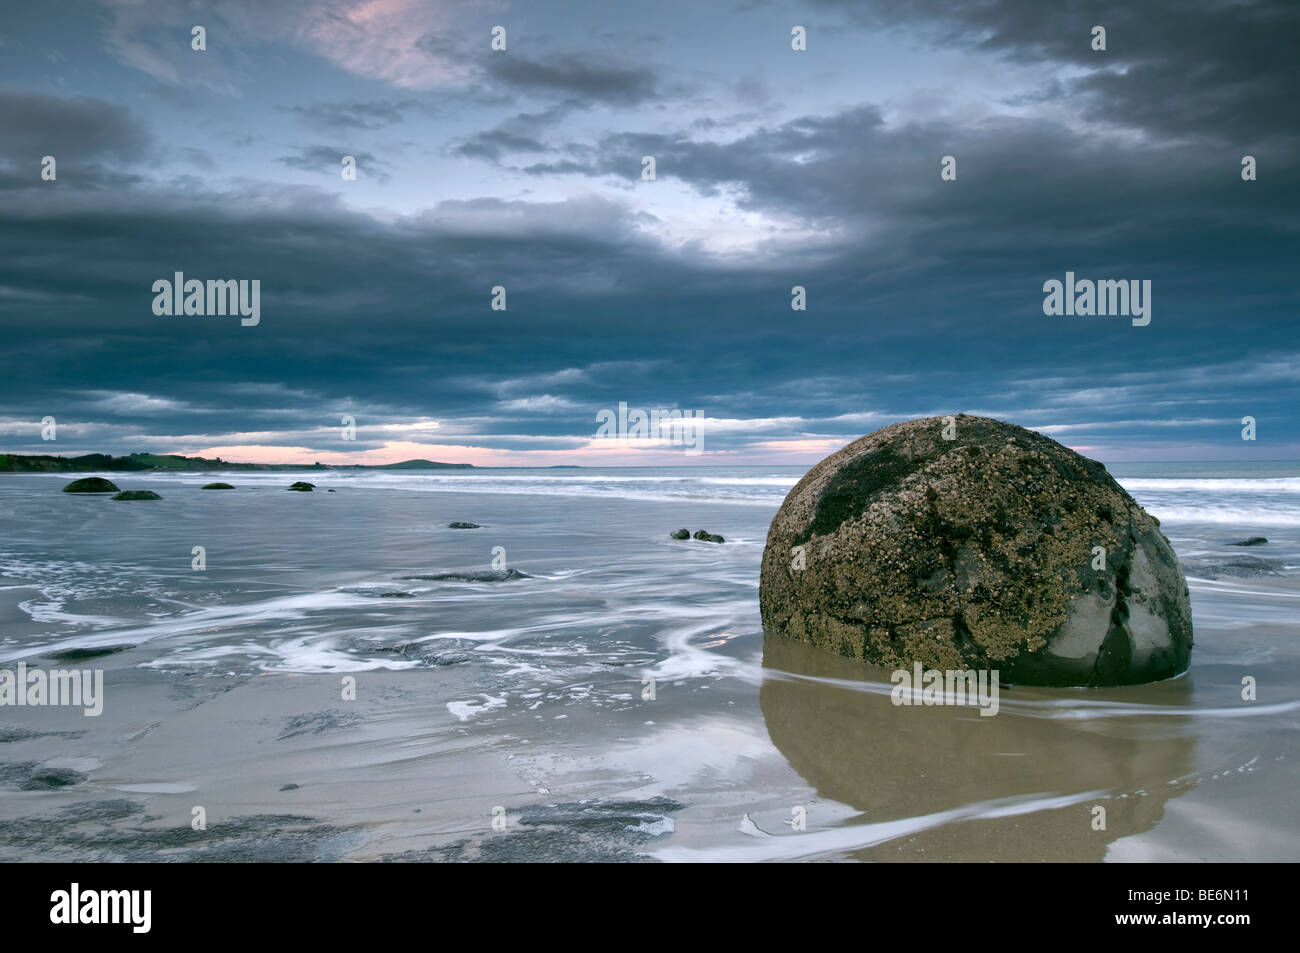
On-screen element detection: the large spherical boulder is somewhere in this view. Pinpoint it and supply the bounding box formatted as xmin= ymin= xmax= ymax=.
xmin=759 ymin=415 xmax=1192 ymax=686
xmin=62 ymin=477 xmax=119 ymax=493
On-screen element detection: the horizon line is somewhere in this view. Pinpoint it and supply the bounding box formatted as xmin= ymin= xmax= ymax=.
xmin=4 ymin=450 xmax=1299 ymax=469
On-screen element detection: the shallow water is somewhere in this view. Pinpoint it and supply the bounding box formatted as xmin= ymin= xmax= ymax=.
xmin=0 ymin=463 xmax=1297 ymax=861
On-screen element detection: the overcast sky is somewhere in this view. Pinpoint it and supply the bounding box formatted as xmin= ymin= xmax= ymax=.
xmin=1 ymin=0 xmax=1296 ymax=465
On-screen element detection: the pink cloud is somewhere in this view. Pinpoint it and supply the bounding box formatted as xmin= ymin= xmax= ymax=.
xmin=194 ymin=439 xmax=738 ymax=468
xmin=298 ymin=0 xmax=478 ymax=89
xmin=749 ymin=438 xmax=850 ymax=456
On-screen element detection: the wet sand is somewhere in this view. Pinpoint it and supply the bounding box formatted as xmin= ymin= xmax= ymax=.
xmin=2 ymin=618 xmax=1297 ymax=861
xmin=2 ymin=469 xmax=1298 ymax=861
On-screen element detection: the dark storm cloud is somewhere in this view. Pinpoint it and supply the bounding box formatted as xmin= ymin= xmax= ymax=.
xmin=0 ymin=90 xmax=148 ymax=161
xmin=1 ymin=125 xmax=1295 ymax=460
xmin=815 ymin=0 xmax=1300 ymax=144
xmin=0 ymin=182 xmax=684 ymax=440
xmin=0 ymin=89 xmax=150 ymax=190
xmin=1 ymin=0 xmax=1298 ymax=461
xmin=450 ymin=103 xmax=575 ymax=161
xmin=0 ymin=175 xmax=766 ymax=453
xmin=452 ymin=130 xmax=547 ymax=160
xmin=519 ymin=158 xmax=593 ymax=176
xmin=520 ymin=101 xmax=1300 ymax=307
xmin=484 ymin=54 xmax=660 ymax=104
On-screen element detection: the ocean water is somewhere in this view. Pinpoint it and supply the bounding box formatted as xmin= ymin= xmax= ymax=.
xmin=1 ymin=462 xmax=1297 ymax=861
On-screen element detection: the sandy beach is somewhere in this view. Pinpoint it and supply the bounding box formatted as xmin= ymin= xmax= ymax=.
xmin=2 ymin=466 xmax=1298 ymax=861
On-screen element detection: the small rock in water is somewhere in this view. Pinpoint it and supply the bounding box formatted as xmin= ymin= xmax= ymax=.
xmin=1181 ymin=555 xmax=1281 ymax=579
xmin=287 ymin=481 xmax=315 ymax=492
xmin=62 ymin=477 xmax=119 ymax=493
xmin=670 ymin=528 xmax=690 ymax=539
xmin=111 ymin=490 xmax=162 ymax=501
xmin=693 ymin=529 xmax=725 ymax=543
xmin=398 ymin=569 xmax=528 ymax=583
xmin=47 ymin=644 xmax=134 ymax=662
xmin=20 ymin=767 xmax=87 ymax=790
xmin=277 ymin=711 xmax=360 ymax=740
xmin=202 ymin=482 xmax=235 ymax=490
xmin=280 ymin=783 xmax=300 ymax=791
xmin=342 ymin=586 xmax=416 ymax=598
xmin=448 ymin=521 xmax=481 ymax=529
xmin=1227 ymin=537 xmax=1268 ymax=547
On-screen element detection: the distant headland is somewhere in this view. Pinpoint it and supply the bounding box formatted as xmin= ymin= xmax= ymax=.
xmin=0 ymin=452 xmax=474 ymax=473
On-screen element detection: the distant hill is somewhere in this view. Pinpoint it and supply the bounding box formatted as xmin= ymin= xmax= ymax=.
xmin=0 ymin=453 xmax=473 ymax=473
xmin=372 ymin=459 xmax=473 ymax=469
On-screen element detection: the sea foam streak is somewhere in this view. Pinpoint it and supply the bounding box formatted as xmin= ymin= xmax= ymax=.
xmin=652 ymin=790 xmax=1106 ymax=862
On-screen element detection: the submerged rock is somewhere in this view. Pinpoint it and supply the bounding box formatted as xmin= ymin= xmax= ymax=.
xmin=287 ymin=481 xmax=315 ymax=492
xmin=371 ymin=643 xmax=474 ymax=666
xmin=111 ymin=490 xmax=162 ymax=501
xmin=22 ymin=767 xmax=88 ymax=790
xmin=62 ymin=477 xmax=119 ymax=493
xmin=448 ymin=522 xmax=480 ymax=529
xmin=1181 ymin=555 xmax=1282 ymax=579
xmin=47 ymin=645 xmax=134 ymax=662
xmin=202 ymin=482 xmax=235 ymax=490
xmin=1227 ymin=537 xmax=1268 ymax=547
xmin=759 ymin=414 xmax=1193 ymax=687
xmin=339 ymin=586 xmax=416 ymax=598
xmin=670 ymin=529 xmax=690 ymax=540
xmin=398 ymin=569 xmax=528 ymax=583
xmin=0 ymin=763 xmax=88 ymax=791
xmin=277 ymin=711 xmax=361 ymax=740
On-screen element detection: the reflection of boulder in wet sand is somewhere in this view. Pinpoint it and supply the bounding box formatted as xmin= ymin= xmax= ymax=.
xmin=760 ymin=633 xmax=1197 ymax=861
xmin=759 ymin=415 xmax=1193 ymax=686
